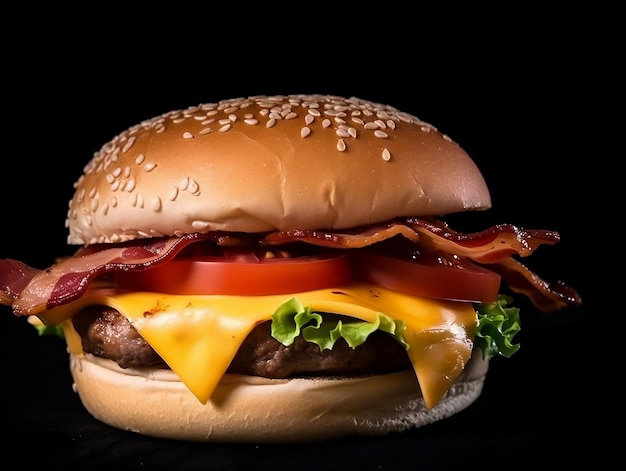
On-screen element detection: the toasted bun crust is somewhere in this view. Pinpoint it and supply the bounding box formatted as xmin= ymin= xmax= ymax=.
xmin=69 ymin=352 xmax=488 ymax=443
xmin=67 ymin=94 xmax=491 ymax=245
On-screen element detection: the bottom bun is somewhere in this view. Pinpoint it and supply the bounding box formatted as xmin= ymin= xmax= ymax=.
xmin=69 ymin=352 xmax=489 ymax=443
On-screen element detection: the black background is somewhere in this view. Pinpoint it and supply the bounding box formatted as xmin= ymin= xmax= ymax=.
xmin=0 ymin=6 xmax=614 ymax=470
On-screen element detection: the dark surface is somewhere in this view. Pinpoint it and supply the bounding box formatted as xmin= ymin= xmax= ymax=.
xmin=1 ymin=10 xmax=613 ymax=470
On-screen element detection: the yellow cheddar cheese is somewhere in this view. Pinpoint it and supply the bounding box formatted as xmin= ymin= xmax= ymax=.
xmin=45 ymin=282 xmax=477 ymax=408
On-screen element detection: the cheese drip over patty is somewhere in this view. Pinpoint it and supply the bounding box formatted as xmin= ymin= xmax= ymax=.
xmin=40 ymin=282 xmax=477 ymax=409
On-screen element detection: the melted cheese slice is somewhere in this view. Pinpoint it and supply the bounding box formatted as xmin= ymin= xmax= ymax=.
xmin=44 ymin=282 xmax=477 ymax=409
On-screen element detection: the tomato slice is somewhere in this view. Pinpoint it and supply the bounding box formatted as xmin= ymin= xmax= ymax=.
xmin=352 ymin=251 xmax=501 ymax=303
xmin=115 ymin=252 xmax=351 ymax=296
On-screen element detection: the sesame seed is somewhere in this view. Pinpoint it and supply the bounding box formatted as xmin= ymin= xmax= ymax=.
xmin=168 ymin=187 xmax=178 ymax=201
xmin=122 ymin=136 xmax=136 ymax=153
xmin=374 ymin=130 xmax=389 ymax=139
xmin=150 ymin=196 xmax=162 ymax=212
xmin=382 ymin=148 xmax=391 ymax=161
xmin=301 ymin=127 xmax=311 ymax=138
xmin=144 ymin=162 xmax=157 ymax=172
xmin=337 ymin=139 xmax=347 ymax=151
xmin=351 ymin=116 xmax=364 ymax=125
xmin=324 ymin=109 xmax=346 ymax=118
xmin=304 ymin=114 xmax=314 ymax=125
xmin=199 ymin=127 xmax=213 ymax=135
xmin=267 ymin=118 xmax=276 ymax=128
xmin=192 ymin=220 xmax=210 ymax=230
xmin=244 ymin=118 xmax=258 ymax=125
xmin=219 ymin=124 xmax=232 ymax=133
xmin=183 ymin=132 xmax=194 ymax=139
xmin=135 ymin=154 xmax=145 ymax=165
xmin=188 ymin=179 xmax=200 ymax=195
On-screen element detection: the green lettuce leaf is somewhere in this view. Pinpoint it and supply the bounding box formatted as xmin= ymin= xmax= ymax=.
xmin=474 ymin=295 xmax=521 ymax=360
xmin=271 ymin=297 xmax=409 ymax=351
xmin=33 ymin=323 xmax=65 ymax=338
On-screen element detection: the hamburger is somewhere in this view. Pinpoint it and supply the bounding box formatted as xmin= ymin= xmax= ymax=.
xmin=0 ymin=94 xmax=581 ymax=442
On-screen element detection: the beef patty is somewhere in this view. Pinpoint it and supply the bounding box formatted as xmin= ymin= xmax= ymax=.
xmin=72 ymin=305 xmax=412 ymax=378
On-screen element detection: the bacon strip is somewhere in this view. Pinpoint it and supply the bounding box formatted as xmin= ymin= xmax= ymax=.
xmin=487 ymin=257 xmax=581 ymax=312
xmin=7 ymin=233 xmax=214 ymax=316
xmin=262 ymin=219 xmax=579 ymax=312
xmin=0 ymin=218 xmax=581 ymax=317
xmin=263 ymin=219 xmax=560 ymax=263
xmin=261 ymin=221 xmax=421 ymax=248
xmin=405 ymin=218 xmax=561 ymax=263
xmin=0 ymin=259 xmax=41 ymax=306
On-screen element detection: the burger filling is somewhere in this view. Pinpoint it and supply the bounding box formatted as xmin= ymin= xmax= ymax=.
xmin=72 ymin=306 xmax=412 ymax=377
xmin=2 ymin=219 xmax=581 ymax=408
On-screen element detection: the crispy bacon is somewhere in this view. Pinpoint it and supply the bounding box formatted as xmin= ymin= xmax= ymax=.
xmin=263 ymin=219 xmax=579 ymax=312
xmin=0 ymin=218 xmax=581 ymax=317
xmin=487 ymin=257 xmax=581 ymax=312
xmin=3 ymin=233 xmax=215 ymax=316
xmin=260 ymin=221 xmax=422 ymax=248
xmin=0 ymin=259 xmax=41 ymax=306
xmin=263 ymin=219 xmax=561 ymax=263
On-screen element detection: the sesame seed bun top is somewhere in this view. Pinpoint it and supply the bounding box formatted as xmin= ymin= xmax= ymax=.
xmin=66 ymin=94 xmax=491 ymax=246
